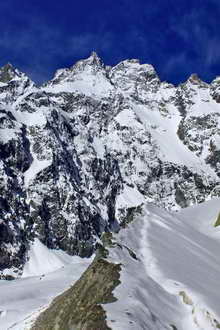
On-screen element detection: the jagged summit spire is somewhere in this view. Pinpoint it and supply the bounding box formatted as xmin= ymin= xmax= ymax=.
xmin=83 ymin=51 xmax=103 ymax=67
xmin=51 ymin=52 xmax=105 ymax=85
xmin=72 ymin=51 xmax=103 ymax=68
xmin=89 ymin=51 xmax=100 ymax=60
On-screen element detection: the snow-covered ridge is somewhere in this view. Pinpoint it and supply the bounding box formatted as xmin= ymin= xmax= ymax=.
xmin=104 ymin=198 xmax=220 ymax=329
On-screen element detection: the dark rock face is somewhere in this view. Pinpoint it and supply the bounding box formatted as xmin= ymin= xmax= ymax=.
xmin=0 ymin=54 xmax=219 ymax=277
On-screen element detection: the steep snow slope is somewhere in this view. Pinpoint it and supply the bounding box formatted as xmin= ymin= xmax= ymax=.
xmin=103 ymin=199 xmax=220 ymax=329
xmin=0 ymin=241 xmax=92 ymax=330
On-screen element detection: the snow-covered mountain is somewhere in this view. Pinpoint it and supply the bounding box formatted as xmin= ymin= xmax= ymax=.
xmin=2 ymin=198 xmax=219 ymax=330
xmin=0 ymin=52 xmax=220 ymax=278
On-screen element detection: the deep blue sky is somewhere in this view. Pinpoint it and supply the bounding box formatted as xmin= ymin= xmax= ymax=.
xmin=0 ymin=0 xmax=220 ymax=85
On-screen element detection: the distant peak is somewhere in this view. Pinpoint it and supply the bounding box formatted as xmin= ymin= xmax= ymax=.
xmin=111 ymin=59 xmax=158 ymax=83
xmin=0 ymin=63 xmax=34 ymax=86
xmin=0 ymin=62 xmax=15 ymax=73
xmin=189 ymin=73 xmax=200 ymax=81
xmin=2 ymin=63 xmax=14 ymax=70
xmin=85 ymin=51 xmax=103 ymax=66
xmin=114 ymin=58 xmax=156 ymax=72
xmin=0 ymin=63 xmax=20 ymax=83
xmin=90 ymin=51 xmax=99 ymax=59
xmin=67 ymin=51 xmax=104 ymax=76
xmin=187 ymin=73 xmax=206 ymax=86
xmin=72 ymin=51 xmax=102 ymax=66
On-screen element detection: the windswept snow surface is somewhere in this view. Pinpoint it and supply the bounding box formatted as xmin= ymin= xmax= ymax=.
xmin=104 ymin=198 xmax=220 ymax=329
xmin=0 ymin=241 xmax=92 ymax=330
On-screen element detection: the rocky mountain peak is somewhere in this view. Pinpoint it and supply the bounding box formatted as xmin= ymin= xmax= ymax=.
xmin=48 ymin=52 xmax=106 ymax=88
xmin=70 ymin=51 xmax=104 ymax=73
xmin=110 ymin=58 xmax=157 ymax=78
xmin=0 ymin=63 xmax=20 ymax=83
xmin=86 ymin=51 xmax=103 ymax=66
xmin=187 ymin=73 xmax=208 ymax=88
xmin=0 ymin=64 xmax=34 ymax=105
xmin=108 ymin=59 xmax=160 ymax=98
xmin=0 ymin=63 xmax=33 ymax=84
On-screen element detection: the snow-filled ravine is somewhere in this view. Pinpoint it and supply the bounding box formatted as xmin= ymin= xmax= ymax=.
xmin=104 ymin=198 xmax=220 ymax=330
xmin=0 ymin=241 xmax=92 ymax=330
